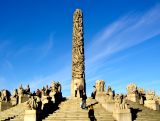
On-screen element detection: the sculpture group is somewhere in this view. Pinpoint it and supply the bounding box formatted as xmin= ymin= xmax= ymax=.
xmin=0 ymin=81 xmax=62 ymax=112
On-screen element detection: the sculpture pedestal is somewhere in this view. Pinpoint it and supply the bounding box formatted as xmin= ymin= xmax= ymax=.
xmin=0 ymin=102 xmax=12 ymax=111
xmin=24 ymin=110 xmax=37 ymax=121
xmin=144 ymin=100 xmax=160 ymax=110
xmin=102 ymin=100 xmax=115 ymax=113
xmin=19 ymin=95 xmax=29 ymax=104
xmin=113 ymin=109 xmax=132 ymax=121
xmin=127 ymin=94 xmax=139 ymax=102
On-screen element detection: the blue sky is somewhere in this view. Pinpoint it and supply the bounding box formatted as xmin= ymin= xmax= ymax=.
xmin=0 ymin=0 xmax=160 ymax=96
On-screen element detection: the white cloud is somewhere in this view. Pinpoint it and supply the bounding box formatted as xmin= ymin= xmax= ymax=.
xmin=83 ymin=4 xmax=160 ymax=95
xmin=86 ymin=4 xmax=160 ymax=65
xmin=39 ymin=33 xmax=54 ymax=59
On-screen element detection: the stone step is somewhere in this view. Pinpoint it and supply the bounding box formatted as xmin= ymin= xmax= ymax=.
xmin=0 ymin=102 xmax=28 ymax=121
xmin=43 ymin=97 xmax=115 ymax=121
xmin=127 ymin=100 xmax=160 ymax=121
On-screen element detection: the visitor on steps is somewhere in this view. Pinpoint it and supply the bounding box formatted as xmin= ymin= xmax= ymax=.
xmin=79 ymin=84 xmax=83 ymax=98
xmin=91 ymin=86 xmax=96 ymax=99
xmin=88 ymin=105 xmax=96 ymax=121
xmin=81 ymin=92 xmax=87 ymax=109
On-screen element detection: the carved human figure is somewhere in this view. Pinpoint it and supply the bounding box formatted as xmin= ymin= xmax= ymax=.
xmin=138 ymin=88 xmax=145 ymax=95
xmin=45 ymin=85 xmax=50 ymax=96
xmin=18 ymin=84 xmax=24 ymax=96
xmin=100 ymin=81 xmax=105 ymax=92
xmin=140 ymin=96 xmax=144 ymax=104
xmin=12 ymin=89 xmax=18 ymax=98
xmin=41 ymin=88 xmax=45 ymax=97
xmin=26 ymin=96 xmax=37 ymax=110
xmin=51 ymin=81 xmax=57 ymax=92
xmin=146 ymin=90 xmax=155 ymax=100
xmin=57 ymin=82 xmax=61 ymax=93
xmin=115 ymin=94 xmax=128 ymax=110
xmin=127 ymin=83 xmax=138 ymax=94
xmin=114 ymin=94 xmax=121 ymax=109
xmin=107 ymin=86 xmax=112 ymax=94
xmin=95 ymin=80 xmax=105 ymax=92
xmin=25 ymin=84 xmax=30 ymax=94
xmin=120 ymin=95 xmax=128 ymax=109
xmin=95 ymin=80 xmax=100 ymax=92
xmin=1 ymin=89 xmax=11 ymax=102
xmin=49 ymin=81 xmax=58 ymax=101
xmin=108 ymin=90 xmax=114 ymax=100
xmin=11 ymin=89 xmax=18 ymax=105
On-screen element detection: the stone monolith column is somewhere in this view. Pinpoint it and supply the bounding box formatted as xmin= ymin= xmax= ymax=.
xmin=71 ymin=9 xmax=86 ymax=97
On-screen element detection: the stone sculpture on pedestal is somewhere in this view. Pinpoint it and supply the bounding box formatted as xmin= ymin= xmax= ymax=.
xmin=96 ymin=80 xmax=105 ymax=93
xmin=18 ymin=84 xmax=29 ymax=104
xmin=0 ymin=89 xmax=12 ymax=111
xmin=144 ymin=90 xmax=159 ymax=110
xmin=11 ymin=89 xmax=18 ymax=106
xmin=113 ymin=94 xmax=131 ymax=121
xmin=127 ymin=83 xmax=139 ymax=102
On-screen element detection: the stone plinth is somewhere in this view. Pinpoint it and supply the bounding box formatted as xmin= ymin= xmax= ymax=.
xmin=0 ymin=102 xmax=12 ymax=111
xmin=19 ymin=95 xmax=29 ymax=104
xmin=144 ymin=100 xmax=160 ymax=110
xmin=102 ymin=100 xmax=115 ymax=113
xmin=24 ymin=110 xmax=37 ymax=121
xmin=127 ymin=94 xmax=139 ymax=102
xmin=113 ymin=109 xmax=132 ymax=121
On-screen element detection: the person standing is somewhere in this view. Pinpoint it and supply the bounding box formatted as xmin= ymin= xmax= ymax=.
xmin=81 ymin=92 xmax=87 ymax=109
xmin=75 ymin=83 xmax=78 ymax=97
xmin=88 ymin=105 xmax=96 ymax=121
xmin=79 ymin=84 xmax=83 ymax=98
xmin=91 ymin=86 xmax=96 ymax=99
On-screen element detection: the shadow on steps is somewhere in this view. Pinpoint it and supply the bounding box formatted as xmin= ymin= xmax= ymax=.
xmin=39 ymin=97 xmax=67 ymax=121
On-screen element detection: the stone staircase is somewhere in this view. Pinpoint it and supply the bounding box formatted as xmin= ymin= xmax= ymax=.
xmin=43 ymin=97 xmax=115 ymax=121
xmin=0 ymin=102 xmax=27 ymax=121
xmin=2 ymin=98 xmax=160 ymax=121
xmin=127 ymin=100 xmax=160 ymax=121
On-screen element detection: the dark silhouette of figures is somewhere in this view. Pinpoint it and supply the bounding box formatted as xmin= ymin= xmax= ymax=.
xmin=45 ymin=85 xmax=51 ymax=96
xmin=32 ymin=91 xmax=36 ymax=96
xmin=81 ymin=92 xmax=87 ymax=109
xmin=88 ymin=105 xmax=96 ymax=121
xmin=36 ymin=89 xmax=41 ymax=98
